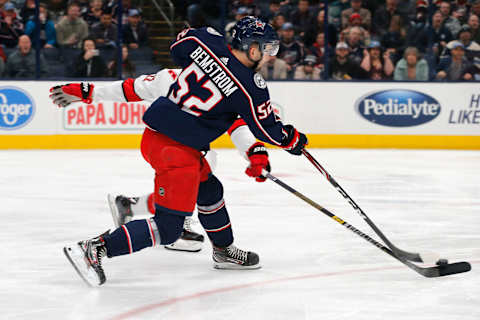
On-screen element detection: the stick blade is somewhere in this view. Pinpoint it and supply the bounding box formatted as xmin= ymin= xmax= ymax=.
xmin=419 ymin=262 xmax=472 ymax=278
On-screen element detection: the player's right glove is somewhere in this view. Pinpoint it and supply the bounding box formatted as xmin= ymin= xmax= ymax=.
xmin=245 ymin=142 xmax=271 ymax=182
xmin=49 ymin=83 xmax=94 ymax=108
xmin=282 ymin=125 xmax=308 ymax=155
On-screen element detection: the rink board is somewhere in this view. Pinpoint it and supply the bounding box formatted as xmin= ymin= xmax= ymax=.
xmin=0 ymin=81 xmax=479 ymax=149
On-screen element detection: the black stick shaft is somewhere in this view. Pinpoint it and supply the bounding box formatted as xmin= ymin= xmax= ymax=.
xmin=263 ymin=171 xmax=471 ymax=277
xmin=302 ymin=149 xmax=422 ymax=263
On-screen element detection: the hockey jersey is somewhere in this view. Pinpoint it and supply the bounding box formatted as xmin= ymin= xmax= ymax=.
xmin=94 ymin=68 xmax=256 ymax=160
xmin=142 ymin=27 xmax=288 ymax=151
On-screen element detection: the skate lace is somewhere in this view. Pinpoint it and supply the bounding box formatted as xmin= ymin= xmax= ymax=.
xmin=97 ymin=246 xmax=106 ymax=267
xmin=184 ymin=217 xmax=193 ymax=232
xmin=226 ymin=245 xmax=248 ymax=262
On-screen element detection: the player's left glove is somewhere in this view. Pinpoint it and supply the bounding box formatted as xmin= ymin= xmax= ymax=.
xmin=281 ymin=124 xmax=308 ymax=156
xmin=245 ymin=142 xmax=271 ymax=182
xmin=49 ymin=83 xmax=94 ymax=108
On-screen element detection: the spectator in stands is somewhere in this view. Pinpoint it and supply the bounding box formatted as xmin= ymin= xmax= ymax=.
xmin=453 ymin=7 xmax=468 ymax=26
xmin=71 ymin=37 xmax=107 ymax=77
xmin=341 ymin=0 xmax=372 ymax=30
xmin=259 ymin=54 xmax=288 ymax=80
xmin=271 ymin=12 xmax=286 ymax=36
xmin=19 ymin=0 xmax=35 ymax=23
xmin=24 ymin=2 xmax=56 ymax=48
xmin=5 ymin=34 xmax=47 ymax=78
xmin=397 ymin=0 xmax=417 ymax=21
xmin=471 ymin=0 xmax=480 ymax=18
xmin=373 ymin=0 xmax=404 ymax=37
xmin=260 ymin=0 xmax=281 ymax=23
xmin=467 ymin=14 xmax=480 ymax=43
xmin=439 ymin=0 xmax=461 ymax=37
xmin=329 ymin=41 xmax=369 ymax=79
xmin=328 ymin=0 xmax=350 ymax=29
xmin=56 ymin=2 xmax=88 ymax=48
xmin=304 ymin=9 xmax=337 ymax=48
xmin=0 ymin=2 xmax=24 ymax=48
xmin=408 ymin=10 xmax=452 ymax=55
xmin=294 ymin=54 xmax=322 ymax=79
xmin=73 ymin=0 xmax=89 ymax=12
xmin=105 ymin=0 xmax=136 ymax=25
xmin=381 ymin=14 xmax=407 ymax=63
xmin=453 ymin=25 xmax=480 ymax=62
xmin=360 ymin=40 xmax=394 ymax=79
xmin=123 ymin=9 xmax=148 ymax=49
xmin=436 ymin=41 xmax=474 ymax=80
xmin=108 ymin=44 xmax=135 ymax=78
xmin=91 ymin=8 xmax=117 ymax=48
xmin=47 ymin=0 xmax=67 ymax=23
xmin=82 ymin=0 xmax=103 ymax=27
xmin=394 ymin=46 xmax=429 ymax=80
xmin=342 ymin=13 xmax=371 ymax=44
xmin=344 ymin=26 xmax=366 ymax=65
xmin=277 ymin=22 xmax=304 ymax=78
xmin=289 ymin=0 xmax=311 ymax=38
xmin=308 ymin=31 xmax=332 ymax=65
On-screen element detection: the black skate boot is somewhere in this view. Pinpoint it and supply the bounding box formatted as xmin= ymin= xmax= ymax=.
xmin=63 ymin=231 xmax=109 ymax=286
xmin=164 ymin=217 xmax=205 ymax=252
xmin=212 ymin=244 xmax=261 ymax=270
xmin=107 ymin=194 xmax=136 ymax=228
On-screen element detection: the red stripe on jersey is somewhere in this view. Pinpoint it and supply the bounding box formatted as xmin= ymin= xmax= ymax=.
xmin=122 ymin=225 xmax=133 ymax=254
xmin=227 ymin=119 xmax=247 ymax=136
xmin=122 ymin=78 xmax=142 ymax=102
xmin=170 ymin=36 xmax=282 ymax=146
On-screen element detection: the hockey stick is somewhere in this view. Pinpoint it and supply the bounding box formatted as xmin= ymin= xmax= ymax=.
xmin=263 ymin=170 xmax=471 ymax=278
xmin=302 ymin=149 xmax=425 ymax=263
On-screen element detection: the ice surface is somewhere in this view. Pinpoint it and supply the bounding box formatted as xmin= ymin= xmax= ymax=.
xmin=1 ymin=149 xmax=479 ymax=320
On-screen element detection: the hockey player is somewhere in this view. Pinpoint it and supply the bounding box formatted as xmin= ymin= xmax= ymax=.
xmin=50 ymin=68 xmax=272 ymax=253
xmin=63 ymin=16 xmax=308 ymax=286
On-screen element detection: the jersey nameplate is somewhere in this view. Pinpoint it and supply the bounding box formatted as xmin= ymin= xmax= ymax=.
xmin=190 ymin=46 xmax=238 ymax=97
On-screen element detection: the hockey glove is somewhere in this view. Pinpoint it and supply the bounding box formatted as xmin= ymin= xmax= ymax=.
xmin=282 ymin=125 xmax=308 ymax=155
xmin=49 ymin=83 xmax=94 ymax=108
xmin=245 ymin=142 xmax=271 ymax=182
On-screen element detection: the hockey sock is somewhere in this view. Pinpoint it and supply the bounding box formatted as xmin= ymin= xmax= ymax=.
xmin=103 ymin=219 xmax=160 ymax=257
xmin=197 ymin=175 xmax=233 ymax=247
xmin=152 ymin=208 xmax=185 ymax=245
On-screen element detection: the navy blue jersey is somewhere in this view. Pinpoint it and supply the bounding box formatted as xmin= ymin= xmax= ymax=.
xmin=142 ymin=27 xmax=287 ymax=151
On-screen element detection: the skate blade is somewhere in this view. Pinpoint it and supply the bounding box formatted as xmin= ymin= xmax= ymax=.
xmin=107 ymin=194 xmax=121 ymax=228
xmin=213 ymin=262 xmax=262 ymax=270
xmin=164 ymin=239 xmax=202 ymax=252
xmin=63 ymin=245 xmax=102 ymax=287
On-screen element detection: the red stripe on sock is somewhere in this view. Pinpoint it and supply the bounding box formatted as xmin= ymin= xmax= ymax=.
xmin=122 ymin=225 xmax=133 ymax=254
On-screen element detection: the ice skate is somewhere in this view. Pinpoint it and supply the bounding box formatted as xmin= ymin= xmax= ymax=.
xmin=213 ymin=244 xmax=261 ymax=270
xmin=164 ymin=217 xmax=205 ymax=252
xmin=107 ymin=194 xmax=135 ymax=228
xmin=63 ymin=231 xmax=108 ymax=286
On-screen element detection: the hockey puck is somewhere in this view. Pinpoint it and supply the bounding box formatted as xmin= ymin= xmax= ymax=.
xmin=436 ymin=259 xmax=449 ymax=266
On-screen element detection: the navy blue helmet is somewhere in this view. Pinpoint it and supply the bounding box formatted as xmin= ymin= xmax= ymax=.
xmin=231 ymin=16 xmax=279 ymax=56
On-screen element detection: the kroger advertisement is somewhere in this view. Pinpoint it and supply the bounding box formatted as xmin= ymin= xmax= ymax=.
xmin=0 ymin=80 xmax=478 ymax=146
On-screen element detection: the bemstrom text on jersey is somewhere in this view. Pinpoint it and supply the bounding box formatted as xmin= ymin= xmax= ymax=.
xmin=189 ymin=46 xmax=238 ymax=97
